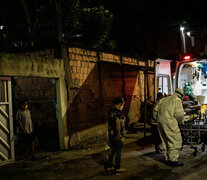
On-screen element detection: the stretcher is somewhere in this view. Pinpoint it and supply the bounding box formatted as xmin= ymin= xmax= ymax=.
xmin=179 ymin=105 xmax=206 ymax=157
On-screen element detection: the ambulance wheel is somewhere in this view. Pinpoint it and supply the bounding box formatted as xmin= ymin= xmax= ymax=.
xmin=192 ymin=147 xmax=198 ymax=157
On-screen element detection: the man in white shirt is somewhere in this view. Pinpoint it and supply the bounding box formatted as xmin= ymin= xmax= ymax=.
xmin=16 ymin=100 xmax=36 ymax=159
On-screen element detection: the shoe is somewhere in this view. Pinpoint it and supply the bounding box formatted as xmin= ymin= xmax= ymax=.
xmin=155 ymin=150 xmax=160 ymax=154
xmin=167 ymin=161 xmax=184 ymax=167
xmin=105 ymin=167 xmax=114 ymax=171
xmin=155 ymin=146 xmax=162 ymax=153
xmin=31 ymin=154 xmax=37 ymax=160
xmin=116 ymin=168 xmax=127 ymax=172
xmin=155 ymin=149 xmax=160 ymax=154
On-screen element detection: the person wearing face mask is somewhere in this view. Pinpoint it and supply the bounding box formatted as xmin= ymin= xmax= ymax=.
xmin=16 ymin=99 xmax=36 ymax=159
xmin=105 ymin=97 xmax=126 ymax=173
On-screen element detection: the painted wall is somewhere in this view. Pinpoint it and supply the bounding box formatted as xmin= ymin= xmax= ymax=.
xmin=0 ymin=49 xmax=154 ymax=149
xmin=67 ymin=48 xmax=154 ymax=147
xmin=0 ymin=53 xmax=67 ymax=150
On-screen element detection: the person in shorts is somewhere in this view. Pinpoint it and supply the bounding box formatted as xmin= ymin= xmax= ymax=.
xmin=16 ymin=99 xmax=36 ymax=159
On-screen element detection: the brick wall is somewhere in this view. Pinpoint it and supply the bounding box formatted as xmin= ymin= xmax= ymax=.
xmin=68 ymin=48 xmax=97 ymax=88
xmin=13 ymin=77 xmax=59 ymax=150
xmin=67 ymin=47 xmax=154 ymax=146
xmin=2 ymin=48 xmax=155 ymax=148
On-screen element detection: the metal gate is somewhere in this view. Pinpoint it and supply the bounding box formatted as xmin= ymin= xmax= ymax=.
xmin=0 ymin=77 xmax=14 ymax=165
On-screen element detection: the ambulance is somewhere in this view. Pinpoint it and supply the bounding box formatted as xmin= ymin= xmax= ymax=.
xmin=155 ymin=56 xmax=207 ymax=105
xmin=155 ymin=56 xmax=207 ymax=135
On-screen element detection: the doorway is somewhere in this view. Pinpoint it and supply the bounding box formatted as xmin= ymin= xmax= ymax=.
xmin=12 ymin=77 xmax=59 ymax=153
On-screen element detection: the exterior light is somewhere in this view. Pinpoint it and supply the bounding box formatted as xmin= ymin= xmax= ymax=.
xmin=180 ymin=26 xmax=185 ymax=31
xmin=184 ymin=55 xmax=191 ymax=60
xmin=74 ymin=34 xmax=82 ymax=37
xmin=0 ymin=26 xmax=4 ymax=30
xmin=186 ymin=31 xmax=191 ymax=37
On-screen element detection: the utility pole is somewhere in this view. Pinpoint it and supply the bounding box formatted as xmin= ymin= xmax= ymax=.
xmin=55 ymin=0 xmax=75 ymax=150
xmin=55 ymin=0 xmax=74 ymax=104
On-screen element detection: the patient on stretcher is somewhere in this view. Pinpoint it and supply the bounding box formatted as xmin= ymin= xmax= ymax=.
xmin=182 ymin=95 xmax=201 ymax=123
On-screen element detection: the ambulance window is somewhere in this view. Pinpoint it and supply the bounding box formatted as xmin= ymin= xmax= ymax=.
xmin=158 ymin=75 xmax=170 ymax=95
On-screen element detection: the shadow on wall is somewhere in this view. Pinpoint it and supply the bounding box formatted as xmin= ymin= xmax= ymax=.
xmin=67 ymin=62 xmax=139 ymax=146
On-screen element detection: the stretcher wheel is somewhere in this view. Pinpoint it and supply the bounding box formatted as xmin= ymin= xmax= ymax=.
xmin=192 ymin=147 xmax=198 ymax=157
xmin=202 ymin=144 xmax=205 ymax=152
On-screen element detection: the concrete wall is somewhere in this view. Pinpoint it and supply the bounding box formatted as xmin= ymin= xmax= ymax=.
xmin=67 ymin=48 xmax=154 ymax=147
xmin=0 ymin=53 xmax=63 ymax=77
xmin=0 ymin=49 xmax=154 ymax=149
xmin=13 ymin=77 xmax=59 ymax=151
xmin=0 ymin=53 xmax=68 ymax=150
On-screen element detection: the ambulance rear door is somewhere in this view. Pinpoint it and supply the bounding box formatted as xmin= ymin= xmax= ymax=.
xmin=155 ymin=59 xmax=173 ymax=99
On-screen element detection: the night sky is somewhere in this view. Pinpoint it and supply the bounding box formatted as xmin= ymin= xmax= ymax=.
xmin=1 ymin=0 xmax=207 ymax=29
xmin=1 ymin=0 xmax=207 ymax=54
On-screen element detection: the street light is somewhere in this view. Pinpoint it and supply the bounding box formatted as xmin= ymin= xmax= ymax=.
xmin=180 ymin=26 xmax=186 ymax=53
xmin=186 ymin=31 xmax=191 ymax=37
xmin=180 ymin=26 xmax=185 ymax=31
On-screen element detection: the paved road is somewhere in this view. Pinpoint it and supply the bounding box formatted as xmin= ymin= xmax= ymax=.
xmin=0 ymin=136 xmax=207 ymax=180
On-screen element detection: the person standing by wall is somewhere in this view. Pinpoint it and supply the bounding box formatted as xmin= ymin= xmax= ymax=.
xmin=156 ymin=88 xmax=185 ymax=167
xmin=150 ymin=92 xmax=164 ymax=154
xmin=16 ymin=99 xmax=36 ymax=159
xmin=105 ymin=97 xmax=126 ymax=172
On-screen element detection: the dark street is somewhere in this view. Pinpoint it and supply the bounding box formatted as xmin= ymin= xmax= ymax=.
xmin=0 ymin=129 xmax=207 ymax=180
xmin=2 ymin=1 xmax=207 ymax=180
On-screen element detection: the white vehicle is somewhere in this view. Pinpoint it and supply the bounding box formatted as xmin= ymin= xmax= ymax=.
xmin=155 ymin=56 xmax=207 ymax=138
xmin=156 ymin=56 xmax=207 ymax=103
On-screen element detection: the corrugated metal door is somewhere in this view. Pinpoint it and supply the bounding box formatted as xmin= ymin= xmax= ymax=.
xmin=0 ymin=77 xmax=14 ymax=165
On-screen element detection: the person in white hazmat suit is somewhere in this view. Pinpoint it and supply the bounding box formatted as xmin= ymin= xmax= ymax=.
xmin=156 ymin=88 xmax=185 ymax=167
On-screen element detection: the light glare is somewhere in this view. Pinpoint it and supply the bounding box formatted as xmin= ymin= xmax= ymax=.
xmin=184 ymin=55 xmax=191 ymax=60
xmin=186 ymin=31 xmax=191 ymax=37
xmin=180 ymin=26 xmax=185 ymax=31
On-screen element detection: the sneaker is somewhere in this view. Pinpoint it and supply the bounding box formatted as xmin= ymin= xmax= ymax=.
xmin=158 ymin=147 xmax=163 ymax=151
xmin=116 ymin=168 xmax=127 ymax=172
xmin=105 ymin=167 xmax=114 ymax=171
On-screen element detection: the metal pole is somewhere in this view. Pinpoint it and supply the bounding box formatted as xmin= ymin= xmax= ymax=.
xmin=182 ymin=31 xmax=186 ymax=54
xmin=8 ymin=80 xmax=15 ymax=161
xmin=154 ymin=61 xmax=157 ymax=101
xmin=180 ymin=26 xmax=186 ymax=54
xmin=144 ymin=70 xmax=147 ymax=139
